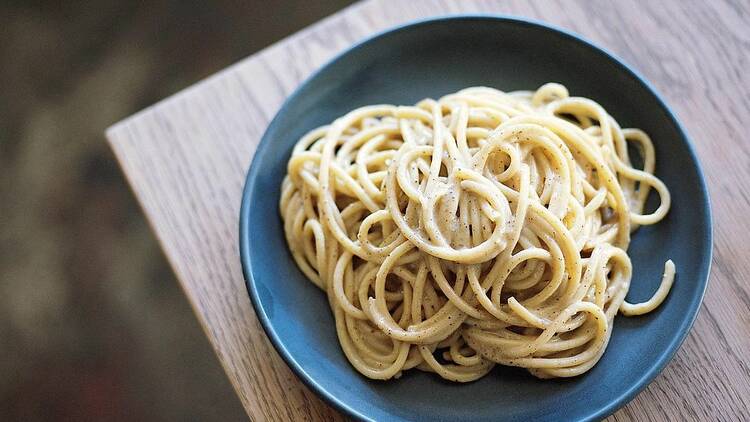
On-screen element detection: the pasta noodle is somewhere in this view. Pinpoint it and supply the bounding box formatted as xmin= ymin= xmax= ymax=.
xmin=280 ymin=83 xmax=675 ymax=381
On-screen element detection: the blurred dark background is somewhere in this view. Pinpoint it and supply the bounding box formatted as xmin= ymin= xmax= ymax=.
xmin=0 ymin=1 xmax=352 ymax=420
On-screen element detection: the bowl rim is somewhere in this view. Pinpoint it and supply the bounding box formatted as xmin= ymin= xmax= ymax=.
xmin=239 ymin=14 xmax=713 ymax=422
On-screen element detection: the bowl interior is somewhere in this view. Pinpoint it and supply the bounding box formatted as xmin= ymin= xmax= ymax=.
xmin=240 ymin=16 xmax=711 ymax=422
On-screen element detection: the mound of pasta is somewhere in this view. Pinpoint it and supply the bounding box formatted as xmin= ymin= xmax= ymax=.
xmin=280 ymin=83 xmax=674 ymax=381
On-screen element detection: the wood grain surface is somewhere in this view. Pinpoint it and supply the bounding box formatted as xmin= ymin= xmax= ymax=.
xmin=106 ymin=0 xmax=750 ymax=420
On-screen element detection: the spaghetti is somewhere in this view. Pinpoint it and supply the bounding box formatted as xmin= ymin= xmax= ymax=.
xmin=280 ymin=83 xmax=674 ymax=381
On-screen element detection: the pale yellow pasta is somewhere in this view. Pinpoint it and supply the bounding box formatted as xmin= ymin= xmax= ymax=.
xmin=280 ymin=83 xmax=675 ymax=382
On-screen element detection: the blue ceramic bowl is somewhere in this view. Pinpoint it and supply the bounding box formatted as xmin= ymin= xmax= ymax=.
xmin=240 ymin=15 xmax=712 ymax=421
